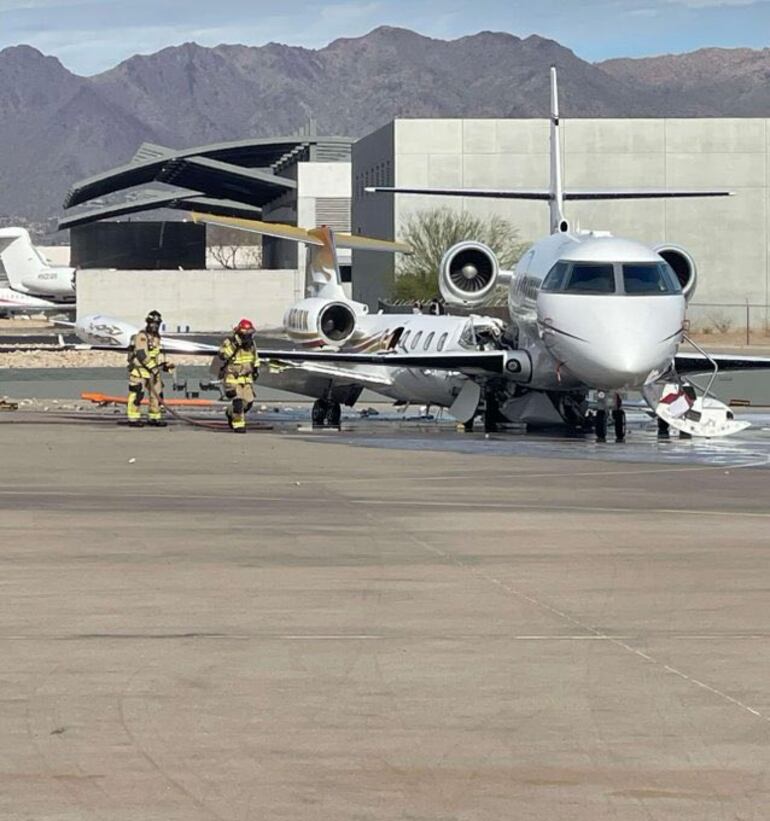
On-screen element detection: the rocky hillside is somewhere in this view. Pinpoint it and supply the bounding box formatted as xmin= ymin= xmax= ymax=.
xmin=1 ymin=28 xmax=768 ymax=235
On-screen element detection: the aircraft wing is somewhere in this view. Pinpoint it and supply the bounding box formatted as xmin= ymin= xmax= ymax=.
xmin=254 ymin=348 xmax=526 ymax=379
xmin=675 ymin=351 xmax=770 ymax=374
xmin=190 ymin=212 xmax=413 ymax=254
xmin=67 ymin=341 xmax=523 ymax=379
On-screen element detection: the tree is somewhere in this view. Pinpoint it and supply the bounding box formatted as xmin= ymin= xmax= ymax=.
xmin=207 ymin=224 xmax=262 ymax=269
xmin=393 ymin=208 xmax=527 ymax=303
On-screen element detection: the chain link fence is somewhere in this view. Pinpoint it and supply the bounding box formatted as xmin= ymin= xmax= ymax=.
xmin=687 ymin=302 xmax=770 ymax=346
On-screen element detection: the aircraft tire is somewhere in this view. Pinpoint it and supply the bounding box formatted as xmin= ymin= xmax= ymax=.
xmin=483 ymin=392 xmax=499 ymax=433
xmin=613 ymin=409 xmax=626 ymax=442
xmin=312 ymin=399 xmax=328 ymax=427
xmin=325 ymin=402 xmax=342 ymax=427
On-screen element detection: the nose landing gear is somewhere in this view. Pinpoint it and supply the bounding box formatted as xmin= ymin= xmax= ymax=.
xmin=594 ymin=392 xmax=625 ymax=443
xmin=612 ymin=394 xmax=626 ymax=443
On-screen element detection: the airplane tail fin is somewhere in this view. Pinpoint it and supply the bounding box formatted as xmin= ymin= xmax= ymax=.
xmin=549 ymin=65 xmax=567 ymax=235
xmin=190 ymin=213 xmax=412 ymax=299
xmin=0 ymin=228 xmax=47 ymax=292
xmin=365 ymin=66 xmax=731 ymax=234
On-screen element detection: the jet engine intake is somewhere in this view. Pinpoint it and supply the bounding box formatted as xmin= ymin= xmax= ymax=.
xmin=319 ymin=301 xmax=356 ymax=343
xmin=439 ymin=242 xmax=499 ymax=307
xmin=284 ymin=297 xmax=358 ymax=347
xmin=655 ymin=244 xmax=697 ymax=301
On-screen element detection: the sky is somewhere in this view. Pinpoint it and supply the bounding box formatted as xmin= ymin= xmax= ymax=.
xmin=1 ymin=0 xmax=769 ymax=75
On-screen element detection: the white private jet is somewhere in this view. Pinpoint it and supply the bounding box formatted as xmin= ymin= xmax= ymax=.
xmin=0 ymin=228 xmax=75 ymax=305
xmin=69 ymin=68 xmax=770 ymax=438
xmin=72 ymin=224 xmax=501 ymax=425
xmin=354 ymin=66 xmax=770 ymax=439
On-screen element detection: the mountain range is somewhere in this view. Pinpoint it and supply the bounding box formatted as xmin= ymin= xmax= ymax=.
xmin=2 ymin=26 xmax=770 ymax=237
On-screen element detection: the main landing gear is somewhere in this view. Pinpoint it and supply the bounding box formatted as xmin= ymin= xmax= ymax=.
xmin=312 ymin=398 xmax=342 ymax=428
xmin=595 ymin=393 xmax=625 ymax=443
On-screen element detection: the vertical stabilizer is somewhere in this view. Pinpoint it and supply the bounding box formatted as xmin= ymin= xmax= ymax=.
xmin=306 ymin=226 xmax=347 ymax=300
xmin=0 ymin=228 xmax=44 ymax=292
xmin=549 ymin=66 xmax=568 ymax=235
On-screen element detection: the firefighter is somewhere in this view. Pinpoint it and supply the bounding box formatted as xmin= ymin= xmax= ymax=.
xmin=126 ymin=310 xmax=174 ymax=428
xmin=218 ymin=318 xmax=260 ymax=433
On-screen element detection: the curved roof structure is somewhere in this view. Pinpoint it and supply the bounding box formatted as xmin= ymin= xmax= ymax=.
xmin=60 ymin=136 xmax=352 ymax=230
xmin=58 ymin=190 xmax=264 ymax=231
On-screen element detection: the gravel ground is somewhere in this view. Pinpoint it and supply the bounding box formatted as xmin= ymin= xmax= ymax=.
xmin=0 ymin=349 xmax=208 ymax=368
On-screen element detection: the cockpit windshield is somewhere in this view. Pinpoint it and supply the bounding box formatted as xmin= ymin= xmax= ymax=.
xmin=622 ymin=263 xmax=682 ymax=295
xmin=541 ymin=260 xmax=683 ymax=296
xmin=564 ymin=263 xmax=616 ymax=294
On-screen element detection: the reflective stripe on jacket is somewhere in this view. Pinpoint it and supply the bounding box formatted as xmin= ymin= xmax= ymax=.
xmin=128 ymin=330 xmax=164 ymax=378
xmin=219 ymin=336 xmax=260 ymax=383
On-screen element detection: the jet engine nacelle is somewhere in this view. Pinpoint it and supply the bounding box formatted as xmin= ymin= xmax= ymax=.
xmin=439 ymin=242 xmax=501 ymax=307
xmin=284 ymin=297 xmax=358 ymax=347
xmin=654 ymin=244 xmax=697 ymax=302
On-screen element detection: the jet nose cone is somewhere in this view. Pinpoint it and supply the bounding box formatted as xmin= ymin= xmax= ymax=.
xmin=538 ymin=293 xmax=685 ymax=390
xmin=587 ymin=344 xmax=668 ymax=389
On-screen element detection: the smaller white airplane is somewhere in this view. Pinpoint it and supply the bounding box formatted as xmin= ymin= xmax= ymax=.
xmin=0 ymin=287 xmax=69 ymax=314
xmin=0 ymin=228 xmax=75 ymax=303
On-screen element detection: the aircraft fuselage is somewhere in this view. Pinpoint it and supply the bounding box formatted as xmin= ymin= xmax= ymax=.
xmin=510 ymin=231 xmax=686 ymax=392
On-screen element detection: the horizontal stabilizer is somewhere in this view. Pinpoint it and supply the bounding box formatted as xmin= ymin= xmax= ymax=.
xmin=366 ymin=187 xmax=732 ymax=201
xmin=191 ymin=212 xmax=412 ymax=254
xmin=366 ymin=187 xmax=551 ymax=200
xmin=564 ymin=190 xmax=732 ymax=201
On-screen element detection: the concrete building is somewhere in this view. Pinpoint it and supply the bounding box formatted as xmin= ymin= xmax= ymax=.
xmin=76 ymin=268 xmax=302 ymax=331
xmin=352 ymin=118 xmax=770 ymax=330
xmin=59 ymin=137 xmax=353 ymax=327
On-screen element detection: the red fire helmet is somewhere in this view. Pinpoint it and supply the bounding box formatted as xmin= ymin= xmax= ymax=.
xmin=235 ymin=318 xmax=255 ymax=333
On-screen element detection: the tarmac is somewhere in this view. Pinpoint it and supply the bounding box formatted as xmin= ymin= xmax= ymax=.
xmin=1 ymin=414 xmax=770 ymax=819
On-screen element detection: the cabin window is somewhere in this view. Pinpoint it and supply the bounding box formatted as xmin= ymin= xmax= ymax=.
xmin=411 ymin=331 xmax=423 ymax=350
xmin=564 ymin=263 xmax=616 ymax=294
xmin=622 ymin=263 xmax=682 ymax=295
xmin=424 ymin=332 xmax=435 ymax=350
xmin=437 ymin=332 xmax=448 ymax=351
